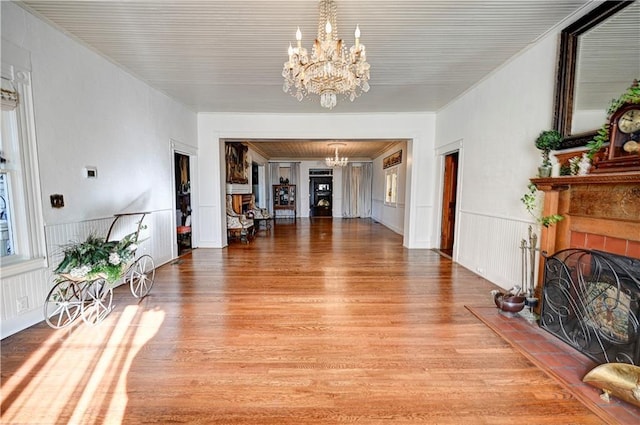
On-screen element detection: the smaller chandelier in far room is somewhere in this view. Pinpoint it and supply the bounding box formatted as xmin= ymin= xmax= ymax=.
xmin=326 ymin=143 xmax=348 ymax=167
xmin=283 ymin=0 xmax=370 ymax=109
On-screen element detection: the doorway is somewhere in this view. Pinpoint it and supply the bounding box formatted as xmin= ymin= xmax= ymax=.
xmin=252 ymin=163 xmax=266 ymax=209
xmin=440 ymin=151 xmax=459 ymax=257
xmin=175 ymin=152 xmax=192 ymax=256
xmin=309 ymin=175 xmax=333 ymax=217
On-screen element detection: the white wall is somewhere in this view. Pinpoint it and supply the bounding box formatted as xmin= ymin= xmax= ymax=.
xmin=1 ymin=3 xmax=197 ymax=338
xmin=435 ymin=28 xmax=562 ymax=290
xmin=197 ymin=113 xmax=436 ymax=249
xmin=372 ymin=142 xmax=407 ymax=234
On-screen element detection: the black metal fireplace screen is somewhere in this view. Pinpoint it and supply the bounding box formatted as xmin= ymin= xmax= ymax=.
xmin=540 ymin=248 xmax=640 ymax=365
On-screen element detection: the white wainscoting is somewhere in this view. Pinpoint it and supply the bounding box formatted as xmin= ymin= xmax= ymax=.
xmin=372 ymin=198 xmax=405 ymax=235
xmin=0 ymin=209 xmax=174 ymax=339
xmin=197 ymin=205 xmax=223 ymax=248
xmin=410 ymin=204 xmax=434 ymax=248
xmin=455 ymin=210 xmax=537 ymax=291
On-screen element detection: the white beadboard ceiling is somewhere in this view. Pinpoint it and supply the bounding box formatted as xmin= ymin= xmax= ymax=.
xmin=16 ymin=0 xmax=599 ymax=159
xmin=18 ymin=0 xmax=594 ymax=114
xmin=229 ymin=138 xmax=404 ymax=162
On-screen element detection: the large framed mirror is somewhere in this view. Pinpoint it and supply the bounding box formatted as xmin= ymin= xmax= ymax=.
xmin=553 ymin=0 xmax=639 ymax=149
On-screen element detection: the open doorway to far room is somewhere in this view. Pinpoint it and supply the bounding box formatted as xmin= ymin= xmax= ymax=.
xmin=174 ymin=152 xmax=192 ymax=256
xmin=309 ymin=169 xmax=333 ymax=217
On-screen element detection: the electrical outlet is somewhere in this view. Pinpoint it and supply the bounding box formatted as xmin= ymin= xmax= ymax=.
xmin=85 ymin=166 xmax=97 ymax=178
xmin=17 ymin=296 xmax=28 ymax=312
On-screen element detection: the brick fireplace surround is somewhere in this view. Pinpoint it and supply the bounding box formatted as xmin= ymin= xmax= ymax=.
xmin=531 ymin=172 xmax=640 ymax=274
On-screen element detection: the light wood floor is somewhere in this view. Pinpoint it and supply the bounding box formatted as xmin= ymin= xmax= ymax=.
xmin=1 ymin=218 xmax=604 ymax=424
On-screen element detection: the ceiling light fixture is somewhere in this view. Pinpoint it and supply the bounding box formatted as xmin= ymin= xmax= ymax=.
xmin=282 ymin=0 xmax=370 ymax=110
xmin=326 ymin=143 xmax=348 ymax=167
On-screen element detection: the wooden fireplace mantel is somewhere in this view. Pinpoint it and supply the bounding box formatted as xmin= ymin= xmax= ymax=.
xmin=531 ymin=172 xmax=640 ymax=289
xmin=531 ymin=172 xmax=640 ymax=190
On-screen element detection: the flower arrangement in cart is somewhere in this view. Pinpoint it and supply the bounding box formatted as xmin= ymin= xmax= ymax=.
xmin=54 ymin=230 xmax=140 ymax=283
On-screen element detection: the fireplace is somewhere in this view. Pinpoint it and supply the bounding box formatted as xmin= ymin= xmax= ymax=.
xmin=540 ymin=248 xmax=640 ymax=365
xmin=531 ymin=173 xmax=640 ymax=290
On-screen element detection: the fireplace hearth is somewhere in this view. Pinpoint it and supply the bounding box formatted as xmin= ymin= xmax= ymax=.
xmin=540 ymin=248 xmax=640 ymax=365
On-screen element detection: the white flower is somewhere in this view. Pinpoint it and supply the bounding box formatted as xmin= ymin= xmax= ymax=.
xmin=70 ymin=265 xmax=90 ymax=278
xmin=109 ymin=252 xmax=121 ymax=265
xmin=128 ymin=244 xmax=137 ymax=252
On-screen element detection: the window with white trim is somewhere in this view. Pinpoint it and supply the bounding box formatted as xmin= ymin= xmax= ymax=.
xmin=384 ymin=167 xmax=398 ymax=207
xmin=0 ymin=44 xmax=46 ymax=275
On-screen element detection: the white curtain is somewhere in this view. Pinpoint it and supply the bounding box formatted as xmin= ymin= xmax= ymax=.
xmin=289 ymin=162 xmax=300 ymax=217
xmin=267 ymin=162 xmax=280 ymax=215
xmin=289 ymin=162 xmax=300 ymax=187
xmin=342 ymin=163 xmax=372 ymax=218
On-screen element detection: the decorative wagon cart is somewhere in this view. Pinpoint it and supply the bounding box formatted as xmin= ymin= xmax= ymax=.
xmin=43 ymin=212 xmax=155 ymax=328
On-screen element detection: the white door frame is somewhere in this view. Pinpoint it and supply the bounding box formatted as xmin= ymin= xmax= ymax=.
xmin=435 ymin=139 xmax=463 ymax=261
xmin=171 ymin=139 xmax=198 ymax=259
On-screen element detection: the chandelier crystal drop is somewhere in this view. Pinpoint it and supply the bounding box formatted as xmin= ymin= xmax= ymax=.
xmin=283 ymin=0 xmax=370 ymax=110
xmin=325 ymin=143 xmax=348 ymax=167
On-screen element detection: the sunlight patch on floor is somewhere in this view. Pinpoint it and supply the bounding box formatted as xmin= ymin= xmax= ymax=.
xmin=1 ymin=306 xmax=164 ymax=424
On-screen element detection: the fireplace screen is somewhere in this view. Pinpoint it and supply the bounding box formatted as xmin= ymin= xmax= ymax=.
xmin=540 ymin=248 xmax=640 ymax=365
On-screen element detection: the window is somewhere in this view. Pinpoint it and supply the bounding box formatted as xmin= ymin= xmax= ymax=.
xmin=1 ymin=44 xmax=46 ymax=275
xmin=384 ymin=167 xmax=398 ymax=207
xmin=1 ymin=115 xmax=16 ymax=257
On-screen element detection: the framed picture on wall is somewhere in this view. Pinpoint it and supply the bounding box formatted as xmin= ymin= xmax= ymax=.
xmin=383 ymin=150 xmax=402 ymax=169
xmin=225 ymin=142 xmax=249 ymax=184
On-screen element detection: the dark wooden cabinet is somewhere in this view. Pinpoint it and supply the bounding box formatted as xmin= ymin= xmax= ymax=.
xmin=273 ymin=185 xmax=296 ymax=219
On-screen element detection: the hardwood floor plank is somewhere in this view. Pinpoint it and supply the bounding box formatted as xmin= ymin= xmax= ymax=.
xmin=1 ymin=219 xmax=609 ymax=424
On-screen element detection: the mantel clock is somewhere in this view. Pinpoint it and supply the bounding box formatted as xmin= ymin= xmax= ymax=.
xmin=609 ymin=103 xmax=640 ymax=158
xmin=592 ymin=102 xmax=640 ymax=173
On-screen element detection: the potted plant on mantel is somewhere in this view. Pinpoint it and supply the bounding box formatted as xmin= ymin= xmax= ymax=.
xmin=534 ymin=130 xmax=563 ymax=177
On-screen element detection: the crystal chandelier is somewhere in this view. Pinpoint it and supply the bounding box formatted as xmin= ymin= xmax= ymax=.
xmin=282 ymin=0 xmax=370 ymax=110
xmin=326 ymin=143 xmax=348 ymax=167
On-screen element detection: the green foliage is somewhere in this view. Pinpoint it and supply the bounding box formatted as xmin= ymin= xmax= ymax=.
xmin=520 ymin=183 xmax=564 ymax=228
xmin=587 ymin=81 xmax=640 ymax=160
xmin=606 ymin=80 xmax=640 ymax=115
xmin=55 ymin=230 xmax=140 ymax=283
xmin=534 ymin=130 xmax=563 ymax=151
xmin=539 ymin=214 xmax=564 ymax=228
xmin=534 ymin=130 xmax=563 ymax=166
xmin=520 ymin=184 xmax=537 ymax=213
xmin=585 ymin=124 xmax=609 ymax=160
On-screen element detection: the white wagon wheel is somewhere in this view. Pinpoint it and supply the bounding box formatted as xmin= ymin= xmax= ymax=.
xmin=43 ymin=279 xmax=83 ymax=329
xmin=80 ymin=278 xmax=113 ymax=326
xmin=128 ymin=254 xmax=155 ymax=298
